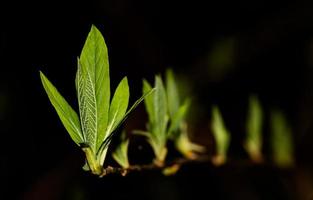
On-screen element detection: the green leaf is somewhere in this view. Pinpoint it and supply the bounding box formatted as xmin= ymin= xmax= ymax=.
xmin=211 ymin=106 xmax=230 ymax=165
xmin=107 ymin=77 xmax=129 ymax=136
xmin=245 ymin=95 xmax=263 ymax=162
xmin=168 ymin=99 xmax=190 ymax=137
xmin=78 ymin=25 xmax=110 ymax=152
xmin=153 ymin=76 xmax=168 ymax=143
xmin=270 ymin=110 xmax=294 ymax=168
xmin=40 ymin=71 xmax=84 ymax=145
xmin=112 ymin=131 xmax=130 ymax=168
xmin=166 ymin=69 xmax=180 ymax=117
xmin=96 ymin=88 xmax=155 ymax=165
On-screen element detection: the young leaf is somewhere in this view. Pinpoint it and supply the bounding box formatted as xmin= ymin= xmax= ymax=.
xmin=166 ymin=69 xmax=179 ymax=117
xmin=112 ymin=131 xmax=130 ymax=169
xmin=96 ymin=88 xmax=156 ymax=165
xmin=79 ymin=25 xmax=110 ymax=152
xmin=40 ymin=71 xmax=84 ymax=145
xmin=107 ymin=77 xmax=129 ymax=135
xmin=244 ymin=95 xmax=263 ymax=163
xmin=153 ymin=76 xmax=168 ymax=143
xmin=211 ymin=106 xmax=230 ymax=166
xmin=168 ymin=99 xmax=190 ymax=137
xmin=270 ymin=110 xmax=294 ymax=168
xmin=139 ymin=77 xmax=169 ymax=164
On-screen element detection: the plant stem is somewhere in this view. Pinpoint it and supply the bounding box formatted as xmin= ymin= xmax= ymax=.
xmin=99 ymin=155 xmax=210 ymax=177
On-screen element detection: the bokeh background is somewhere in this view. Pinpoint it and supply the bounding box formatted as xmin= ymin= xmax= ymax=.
xmin=1 ymin=0 xmax=313 ymax=199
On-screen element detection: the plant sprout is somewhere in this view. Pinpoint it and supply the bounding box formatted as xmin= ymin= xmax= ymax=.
xmin=165 ymin=69 xmax=205 ymax=159
xmin=211 ymin=106 xmax=230 ymax=166
xmin=270 ymin=109 xmax=295 ymax=168
xmin=112 ymin=131 xmax=130 ymax=169
xmin=134 ymin=70 xmax=204 ymax=166
xmin=244 ymin=95 xmax=264 ymax=163
xmin=40 ymin=25 xmax=154 ymax=176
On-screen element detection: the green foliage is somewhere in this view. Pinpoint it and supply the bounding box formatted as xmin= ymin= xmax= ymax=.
xmin=270 ymin=109 xmax=295 ymax=168
xmin=40 ymin=25 xmax=153 ymax=175
xmin=137 ymin=76 xmax=169 ymax=165
xmin=135 ymin=69 xmax=204 ymax=165
xmin=244 ymin=95 xmax=264 ymax=163
xmin=211 ymin=106 xmax=230 ymax=166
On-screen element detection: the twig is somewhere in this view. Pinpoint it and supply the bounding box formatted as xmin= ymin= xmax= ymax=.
xmin=99 ymin=155 xmax=211 ymax=177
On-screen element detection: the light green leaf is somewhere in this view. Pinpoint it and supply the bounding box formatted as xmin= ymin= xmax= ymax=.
xmin=211 ymin=106 xmax=230 ymax=165
xmin=143 ymin=79 xmax=155 ymax=124
xmin=96 ymin=88 xmax=155 ymax=165
xmin=245 ymin=95 xmax=263 ymax=162
xmin=112 ymin=131 xmax=130 ymax=168
xmin=270 ymin=110 xmax=294 ymax=168
xmin=107 ymin=77 xmax=129 ymax=136
xmin=168 ymin=99 xmax=190 ymax=137
xmin=78 ymin=25 xmax=110 ymax=152
xmin=166 ymin=69 xmax=179 ymax=117
xmin=153 ymin=76 xmax=168 ymax=142
xmin=40 ymin=71 xmax=84 ymax=145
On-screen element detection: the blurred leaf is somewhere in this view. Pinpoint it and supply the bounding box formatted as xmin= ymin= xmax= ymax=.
xmin=244 ymin=95 xmax=263 ymax=163
xmin=153 ymin=76 xmax=168 ymax=142
xmin=162 ymin=164 xmax=181 ymax=176
xmin=168 ymin=99 xmax=190 ymax=138
xmin=112 ymin=131 xmax=130 ymax=169
xmin=175 ymin=122 xmax=206 ymax=159
xmin=166 ymin=69 xmax=179 ymax=117
xmin=40 ymin=71 xmax=84 ymax=145
xmin=211 ymin=106 xmax=230 ymax=166
xmin=270 ymin=110 xmax=295 ymax=168
xmin=139 ymin=76 xmax=169 ymax=164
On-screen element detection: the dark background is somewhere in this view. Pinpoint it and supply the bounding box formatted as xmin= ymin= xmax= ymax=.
xmin=1 ymin=0 xmax=313 ymax=199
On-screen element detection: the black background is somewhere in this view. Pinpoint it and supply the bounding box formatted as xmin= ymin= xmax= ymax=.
xmin=1 ymin=0 xmax=313 ymax=199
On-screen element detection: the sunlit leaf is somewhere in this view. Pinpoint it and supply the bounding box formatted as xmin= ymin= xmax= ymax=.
xmin=79 ymin=25 xmax=110 ymax=152
xmin=107 ymin=77 xmax=129 ymax=135
xmin=97 ymin=88 xmax=155 ymax=165
xmin=40 ymin=71 xmax=84 ymax=145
